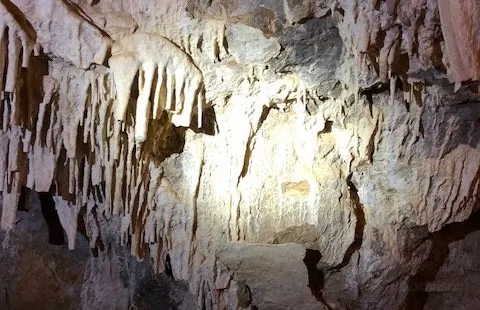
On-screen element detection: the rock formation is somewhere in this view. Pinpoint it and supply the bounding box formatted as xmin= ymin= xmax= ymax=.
xmin=0 ymin=0 xmax=479 ymax=309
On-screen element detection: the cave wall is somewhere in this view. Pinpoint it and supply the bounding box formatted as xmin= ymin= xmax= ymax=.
xmin=0 ymin=0 xmax=479 ymax=309
xmin=0 ymin=190 xmax=196 ymax=310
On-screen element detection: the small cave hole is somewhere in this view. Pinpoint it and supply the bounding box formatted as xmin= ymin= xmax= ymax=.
xmin=165 ymin=254 xmax=173 ymax=278
xmin=318 ymin=120 xmax=333 ymax=134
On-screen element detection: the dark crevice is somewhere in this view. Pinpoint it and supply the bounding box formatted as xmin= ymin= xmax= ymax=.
xmin=1 ymin=25 xmax=8 ymax=89
xmin=141 ymin=112 xmax=187 ymax=166
xmin=359 ymin=82 xmax=389 ymax=114
xmin=4 ymin=287 xmax=8 ymax=309
xmin=328 ymin=174 xmax=365 ymax=271
xmin=91 ymin=207 xmax=105 ymax=254
xmin=294 ymin=13 xmax=315 ymax=25
xmin=102 ymin=46 xmax=112 ymax=67
xmin=236 ymin=281 xmax=252 ymax=308
xmin=303 ymin=249 xmax=331 ymax=309
xmin=318 ymin=120 xmax=333 ymax=134
xmin=404 ymin=209 xmax=480 ymax=309
xmin=333 ymin=5 xmax=345 ymax=17
xmin=190 ymin=105 xmax=218 ymax=136
xmin=165 ymin=254 xmax=173 ymax=278
xmin=222 ymin=29 xmax=229 ymax=55
xmin=366 ymin=119 xmax=379 ymax=163
xmin=17 ymin=186 xmax=29 ymax=211
xmin=411 ymin=7 xmax=427 ymax=57
xmin=189 ymin=159 xmax=203 ymax=267
xmin=77 ymin=206 xmax=88 ymax=240
xmin=239 ymin=142 xmax=252 ymax=179
xmin=257 ymin=105 xmax=271 ymax=129
xmin=239 ymin=106 xmax=271 ymax=180
xmin=419 ymin=120 xmax=424 ymax=138
xmin=76 ymin=206 xmax=104 ymax=257
xmin=196 ymin=34 xmax=204 ymax=52
xmin=38 ymin=192 xmax=65 ymax=245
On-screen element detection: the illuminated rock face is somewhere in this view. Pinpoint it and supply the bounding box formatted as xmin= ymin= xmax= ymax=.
xmin=0 ymin=0 xmax=480 ymax=309
xmin=109 ymin=32 xmax=204 ymax=142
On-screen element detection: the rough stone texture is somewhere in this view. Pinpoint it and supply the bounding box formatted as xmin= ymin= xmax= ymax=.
xmin=226 ymin=23 xmax=281 ymax=64
xmin=0 ymin=0 xmax=480 ymax=309
xmin=274 ymin=15 xmax=343 ymax=90
xmin=217 ymin=243 xmax=321 ymax=310
xmin=438 ymin=0 xmax=480 ymax=82
xmin=424 ymin=229 xmax=480 ymax=310
xmin=0 ymin=193 xmax=89 ymax=310
xmin=0 ymin=192 xmax=195 ymax=309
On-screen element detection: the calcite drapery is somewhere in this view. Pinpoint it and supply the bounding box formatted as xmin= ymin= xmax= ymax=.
xmin=0 ymin=1 xmax=36 ymax=232
xmin=438 ymin=0 xmax=480 ymax=82
xmin=109 ymin=32 xmax=204 ymax=144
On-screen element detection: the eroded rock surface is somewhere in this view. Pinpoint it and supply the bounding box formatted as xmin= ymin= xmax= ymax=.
xmin=0 ymin=0 xmax=480 ymax=309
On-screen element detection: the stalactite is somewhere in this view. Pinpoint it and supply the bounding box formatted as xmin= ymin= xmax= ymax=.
xmin=0 ymin=2 xmax=35 ymax=234
xmin=109 ymin=32 xmax=205 ymax=144
xmin=1 ymin=1 xmax=480 ymax=309
xmin=0 ymin=27 xmax=206 ymax=282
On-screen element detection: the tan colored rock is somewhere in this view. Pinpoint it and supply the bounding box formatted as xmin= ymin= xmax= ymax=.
xmin=11 ymin=0 xmax=111 ymax=68
xmin=438 ymin=0 xmax=480 ymax=82
xmin=1 ymin=0 xmax=480 ymax=309
xmin=217 ymin=243 xmax=322 ymax=310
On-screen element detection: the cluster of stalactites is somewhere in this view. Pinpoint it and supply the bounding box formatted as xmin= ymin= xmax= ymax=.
xmin=109 ymin=32 xmax=204 ymax=144
xmin=0 ymin=3 xmax=37 ymax=96
xmin=0 ymin=28 xmax=206 ymax=270
xmin=0 ymin=2 xmax=38 ymax=234
xmin=336 ymin=0 xmax=480 ymax=93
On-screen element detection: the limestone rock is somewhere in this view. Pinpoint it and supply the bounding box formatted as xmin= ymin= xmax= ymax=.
xmin=226 ymin=23 xmax=280 ymax=64
xmin=217 ymin=243 xmax=321 ymax=310
xmin=274 ymin=15 xmax=343 ymax=91
xmin=11 ymin=0 xmax=111 ymax=69
xmin=1 ymin=0 xmax=480 ymax=309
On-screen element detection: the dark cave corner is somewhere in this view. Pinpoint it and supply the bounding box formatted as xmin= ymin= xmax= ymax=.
xmin=17 ymin=188 xmax=65 ymax=246
xmin=303 ymin=249 xmax=331 ymax=310
xmin=38 ymin=192 xmax=65 ymax=245
xmin=131 ymin=273 xmax=196 ymax=310
xmin=404 ymin=209 xmax=480 ymax=310
xmin=189 ymin=105 xmax=218 ymax=136
xmin=144 ymin=104 xmax=218 ymax=165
